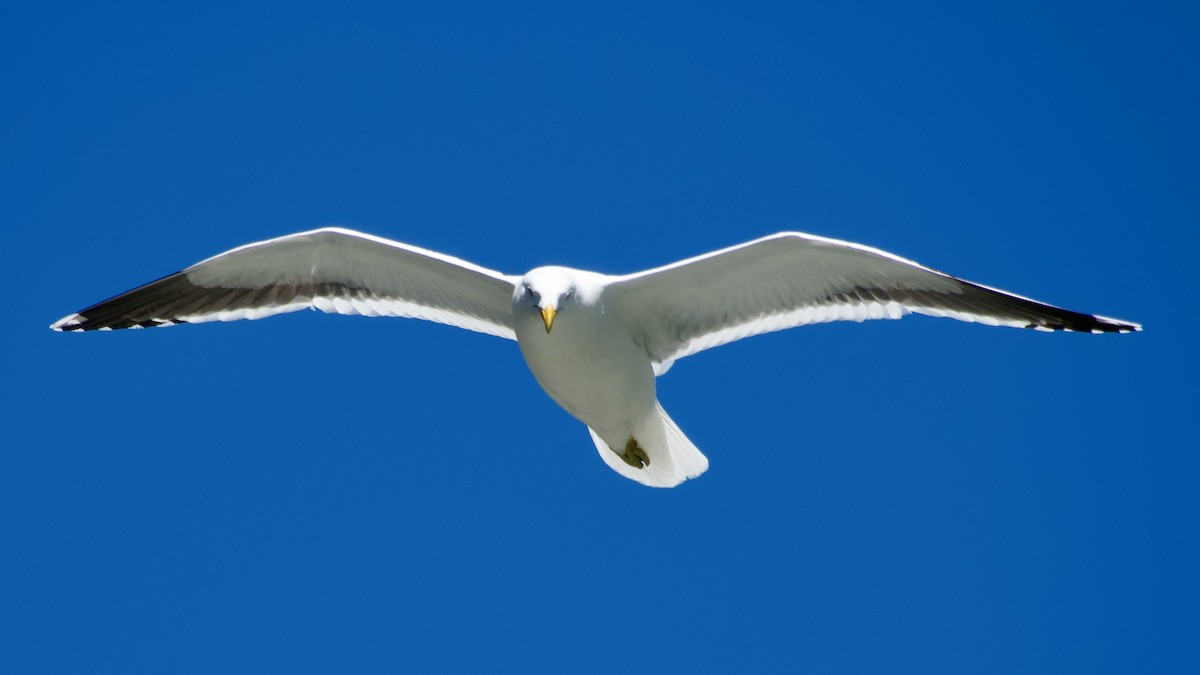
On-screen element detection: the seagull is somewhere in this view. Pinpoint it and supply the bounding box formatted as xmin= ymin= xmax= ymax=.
xmin=52 ymin=228 xmax=1140 ymax=487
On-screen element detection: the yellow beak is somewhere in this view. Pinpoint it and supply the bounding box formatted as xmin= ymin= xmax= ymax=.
xmin=540 ymin=306 xmax=557 ymax=333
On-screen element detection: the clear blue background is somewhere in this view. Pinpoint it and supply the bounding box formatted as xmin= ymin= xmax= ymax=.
xmin=3 ymin=2 xmax=1195 ymax=672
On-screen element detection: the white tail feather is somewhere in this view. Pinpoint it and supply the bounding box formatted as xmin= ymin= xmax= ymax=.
xmin=587 ymin=402 xmax=709 ymax=488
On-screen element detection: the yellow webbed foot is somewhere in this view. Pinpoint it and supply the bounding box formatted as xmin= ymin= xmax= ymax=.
xmin=620 ymin=437 xmax=650 ymax=469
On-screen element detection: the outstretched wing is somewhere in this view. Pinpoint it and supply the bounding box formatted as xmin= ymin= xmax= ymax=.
xmin=51 ymin=228 xmax=519 ymax=339
xmin=606 ymin=232 xmax=1140 ymax=374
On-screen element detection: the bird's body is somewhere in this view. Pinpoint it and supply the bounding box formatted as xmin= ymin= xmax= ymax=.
xmin=514 ymin=268 xmax=654 ymax=446
xmin=52 ymin=228 xmax=1139 ymax=487
xmin=511 ymin=267 xmax=704 ymax=484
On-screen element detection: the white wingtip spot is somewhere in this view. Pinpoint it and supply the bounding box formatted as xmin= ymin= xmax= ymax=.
xmin=1095 ymin=314 xmax=1142 ymax=332
xmin=50 ymin=313 xmax=83 ymax=331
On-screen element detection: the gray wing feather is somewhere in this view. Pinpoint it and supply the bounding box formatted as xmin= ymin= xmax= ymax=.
xmin=51 ymin=228 xmax=518 ymax=338
xmin=606 ymin=232 xmax=1139 ymax=373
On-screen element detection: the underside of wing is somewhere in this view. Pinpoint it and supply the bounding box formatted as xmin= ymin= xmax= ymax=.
xmin=51 ymin=228 xmax=518 ymax=338
xmin=606 ymin=232 xmax=1140 ymax=373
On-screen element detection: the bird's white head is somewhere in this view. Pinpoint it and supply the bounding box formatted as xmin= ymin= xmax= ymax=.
xmin=515 ymin=267 xmax=588 ymax=334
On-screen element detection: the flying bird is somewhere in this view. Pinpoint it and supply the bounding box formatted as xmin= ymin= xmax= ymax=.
xmin=52 ymin=229 xmax=1140 ymax=487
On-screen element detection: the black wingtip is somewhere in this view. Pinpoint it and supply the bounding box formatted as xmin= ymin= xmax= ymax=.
xmin=1022 ymin=315 xmax=1141 ymax=334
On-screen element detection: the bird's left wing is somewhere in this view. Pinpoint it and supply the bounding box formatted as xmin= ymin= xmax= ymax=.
xmin=51 ymin=228 xmax=519 ymax=339
xmin=605 ymin=232 xmax=1140 ymax=374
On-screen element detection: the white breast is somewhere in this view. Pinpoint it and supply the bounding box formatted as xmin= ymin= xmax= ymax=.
xmin=513 ymin=292 xmax=657 ymax=444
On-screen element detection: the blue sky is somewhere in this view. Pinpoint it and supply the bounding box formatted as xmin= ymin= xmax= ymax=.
xmin=3 ymin=1 xmax=1196 ymax=672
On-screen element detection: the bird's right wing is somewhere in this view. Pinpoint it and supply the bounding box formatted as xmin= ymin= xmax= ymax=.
xmin=605 ymin=232 xmax=1140 ymax=374
xmin=51 ymin=228 xmax=519 ymax=339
